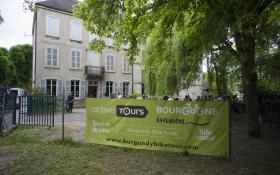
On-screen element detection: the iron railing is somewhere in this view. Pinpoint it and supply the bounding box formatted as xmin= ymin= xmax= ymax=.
xmin=18 ymin=95 xmax=55 ymax=127
xmin=85 ymin=66 xmax=105 ymax=79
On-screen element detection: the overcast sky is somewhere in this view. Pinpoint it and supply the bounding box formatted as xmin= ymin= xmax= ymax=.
xmin=0 ymin=0 xmax=33 ymax=49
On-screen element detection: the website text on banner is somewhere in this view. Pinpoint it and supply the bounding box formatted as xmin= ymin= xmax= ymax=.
xmin=85 ymin=99 xmax=230 ymax=158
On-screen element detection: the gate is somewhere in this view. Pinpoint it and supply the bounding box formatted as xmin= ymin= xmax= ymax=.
xmin=18 ymin=95 xmax=55 ymax=128
xmin=0 ymin=93 xmax=16 ymax=133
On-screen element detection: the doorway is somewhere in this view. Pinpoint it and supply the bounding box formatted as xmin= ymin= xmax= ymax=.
xmin=88 ymin=86 xmax=97 ymax=98
xmin=88 ymin=81 xmax=98 ymax=98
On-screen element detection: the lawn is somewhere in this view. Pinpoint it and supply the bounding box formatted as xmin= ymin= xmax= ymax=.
xmin=0 ymin=114 xmax=279 ymax=175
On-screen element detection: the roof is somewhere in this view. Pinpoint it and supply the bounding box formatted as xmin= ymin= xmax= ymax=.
xmin=35 ymin=0 xmax=78 ymax=14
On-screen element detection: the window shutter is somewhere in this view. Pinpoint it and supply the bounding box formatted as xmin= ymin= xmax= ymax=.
xmin=57 ymin=80 xmax=63 ymax=98
xmin=114 ymin=82 xmax=118 ymax=94
xmin=80 ymin=80 xmax=85 ymax=98
xmin=47 ymin=16 xmax=58 ymax=37
xmin=65 ymin=80 xmax=71 ymax=96
xmin=101 ymin=81 xmax=106 ymax=98
xmin=71 ymin=21 xmax=81 ymax=41
xmin=40 ymin=79 xmax=46 ymax=94
xmin=119 ymin=82 xmax=123 ymax=95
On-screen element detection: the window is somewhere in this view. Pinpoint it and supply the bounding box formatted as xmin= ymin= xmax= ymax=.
xmin=46 ymin=16 xmax=59 ymax=37
xmin=71 ymin=50 xmax=81 ymax=69
xmin=123 ymin=82 xmax=129 ymax=97
xmin=105 ymin=38 xmax=113 ymax=47
xmin=46 ymin=79 xmax=56 ymax=96
xmin=105 ymin=81 xmax=113 ymax=97
xmin=123 ymin=57 xmax=130 ymax=72
xmin=106 ymin=55 xmax=115 ymax=71
xmin=89 ymin=33 xmax=100 ymax=41
xmin=71 ymin=80 xmax=80 ymax=98
xmin=46 ymin=47 xmax=58 ymax=66
xmin=71 ymin=21 xmax=82 ymax=41
xmin=87 ymin=51 xmax=100 ymax=66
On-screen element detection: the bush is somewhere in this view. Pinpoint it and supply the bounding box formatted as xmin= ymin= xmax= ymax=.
xmin=129 ymin=93 xmax=141 ymax=99
xmin=32 ymin=87 xmax=45 ymax=95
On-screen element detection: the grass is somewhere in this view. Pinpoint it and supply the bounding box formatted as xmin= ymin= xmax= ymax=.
xmin=0 ymin=114 xmax=280 ymax=175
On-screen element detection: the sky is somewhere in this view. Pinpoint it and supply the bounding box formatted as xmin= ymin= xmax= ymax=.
xmin=0 ymin=0 xmax=33 ymax=49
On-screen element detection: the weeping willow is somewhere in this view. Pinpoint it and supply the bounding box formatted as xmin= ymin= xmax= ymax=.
xmin=143 ymin=29 xmax=201 ymax=96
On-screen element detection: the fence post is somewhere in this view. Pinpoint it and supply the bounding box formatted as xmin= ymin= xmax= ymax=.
xmin=12 ymin=94 xmax=16 ymax=125
xmin=52 ymin=96 xmax=55 ymax=127
xmin=228 ymin=100 xmax=232 ymax=160
xmin=62 ymin=82 xmax=65 ymax=142
xmin=1 ymin=92 xmax=6 ymax=133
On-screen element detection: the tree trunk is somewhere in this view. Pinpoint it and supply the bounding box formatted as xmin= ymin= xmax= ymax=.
xmin=235 ymin=32 xmax=261 ymax=137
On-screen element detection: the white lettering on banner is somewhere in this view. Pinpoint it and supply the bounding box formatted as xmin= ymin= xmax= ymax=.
xmin=127 ymin=128 xmax=150 ymax=135
xmin=196 ymin=128 xmax=215 ymax=141
xmin=92 ymin=121 xmax=111 ymax=127
xmin=156 ymin=104 xmax=218 ymax=116
xmin=92 ymin=127 xmax=110 ymax=134
xmin=126 ymin=128 xmax=178 ymax=137
xmin=119 ymin=107 xmax=145 ymax=116
xmin=91 ymin=107 xmax=115 ymax=114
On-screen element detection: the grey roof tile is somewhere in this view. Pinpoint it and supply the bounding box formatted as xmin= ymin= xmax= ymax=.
xmin=36 ymin=0 xmax=78 ymax=13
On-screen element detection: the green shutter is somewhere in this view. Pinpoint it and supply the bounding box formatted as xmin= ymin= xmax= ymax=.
xmin=65 ymin=80 xmax=71 ymax=95
xmin=101 ymin=81 xmax=106 ymax=98
xmin=80 ymin=80 xmax=85 ymax=98
xmin=40 ymin=79 xmax=46 ymax=94
xmin=57 ymin=80 xmax=63 ymax=97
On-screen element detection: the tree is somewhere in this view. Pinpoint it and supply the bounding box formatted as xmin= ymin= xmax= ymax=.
xmin=8 ymin=44 xmax=33 ymax=88
xmin=75 ymin=0 xmax=279 ymax=137
xmin=143 ymin=30 xmax=201 ymax=96
xmin=205 ymin=50 xmax=241 ymax=96
xmin=0 ymin=47 xmax=9 ymax=84
xmin=0 ymin=10 xmax=3 ymax=24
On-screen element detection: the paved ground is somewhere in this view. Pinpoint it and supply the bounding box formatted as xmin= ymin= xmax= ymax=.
xmin=2 ymin=111 xmax=14 ymax=131
xmin=54 ymin=108 xmax=86 ymax=142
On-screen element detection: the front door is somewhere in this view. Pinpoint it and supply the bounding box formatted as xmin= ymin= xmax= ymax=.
xmin=88 ymin=86 xmax=97 ymax=98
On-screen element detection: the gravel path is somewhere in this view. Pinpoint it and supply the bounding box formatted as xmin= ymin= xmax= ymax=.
xmin=54 ymin=108 xmax=86 ymax=142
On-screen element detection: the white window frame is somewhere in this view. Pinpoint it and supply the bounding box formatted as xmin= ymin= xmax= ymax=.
xmin=45 ymin=46 xmax=59 ymax=68
xmin=122 ymin=81 xmax=130 ymax=98
xmin=46 ymin=15 xmax=59 ymax=37
xmin=105 ymin=81 xmax=114 ymax=97
xmin=70 ymin=20 xmax=82 ymax=41
xmin=70 ymin=49 xmax=82 ymax=69
xmin=46 ymin=79 xmax=57 ymax=96
xmin=70 ymin=80 xmax=80 ymax=98
xmin=122 ymin=57 xmax=130 ymax=73
xmin=106 ymin=54 xmax=115 ymax=72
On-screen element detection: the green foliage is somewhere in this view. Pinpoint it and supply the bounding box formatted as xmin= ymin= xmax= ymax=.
xmin=0 ymin=47 xmax=9 ymax=83
xmin=32 ymin=87 xmax=45 ymax=95
xmin=0 ymin=10 xmax=3 ymax=24
xmin=205 ymin=50 xmax=241 ymax=96
xmin=23 ymin=0 xmax=35 ymax=12
xmin=0 ymin=45 xmax=32 ymax=88
xmin=143 ymin=30 xmax=200 ymax=96
xmin=128 ymin=92 xmax=141 ymax=99
xmin=75 ymin=1 xmax=279 ymax=136
xmin=75 ymin=0 xmax=279 ymax=94
xmin=8 ymin=44 xmax=33 ymax=88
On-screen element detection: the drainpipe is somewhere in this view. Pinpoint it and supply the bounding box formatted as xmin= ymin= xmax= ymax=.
xmin=32 ymin=11 xmax=37 ymax=88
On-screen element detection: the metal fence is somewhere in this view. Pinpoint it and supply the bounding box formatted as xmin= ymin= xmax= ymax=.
xmin=0 ymin=93 xmax=16 ymax=134
xmin=18 ymin=95 xmax=55 ymax=127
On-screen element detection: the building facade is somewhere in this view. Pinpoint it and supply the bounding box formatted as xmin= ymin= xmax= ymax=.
xmin=32 ymin=0 xmax=143 ymax=99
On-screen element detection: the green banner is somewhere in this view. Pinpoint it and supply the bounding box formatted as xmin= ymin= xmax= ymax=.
xmin=86 ymin=99 xmax=230 ymax=158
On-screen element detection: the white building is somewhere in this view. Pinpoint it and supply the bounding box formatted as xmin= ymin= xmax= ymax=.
xmin=32 ymin=0 xmax=143 ymax=99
